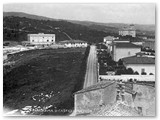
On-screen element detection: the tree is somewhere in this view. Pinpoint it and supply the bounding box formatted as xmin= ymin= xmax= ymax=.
xmin=118 ymin=59 xmax=123 ymax=66
xmin=141 ymin=72 xmax=147 ymax=75
xmin=133 ymin=79 xmax=137 ymax=83
xmin=149 ymin=73 xmax=154 ymax=75
xmin=126 ymin=68 xmax=134 ymax=74
xmin=115 ymin=69 xmax=123 ymax=75
xmin=134 ymin=71 xmax=139 ymax=75
xmin=3 ymin=42 xmax=10 ymax=46
xmin=128 ymin=78 xmax=133 ymax=82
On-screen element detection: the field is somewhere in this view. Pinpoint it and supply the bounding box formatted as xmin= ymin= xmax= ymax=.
xmin=3 ymin=47 xmax=89 ymax=115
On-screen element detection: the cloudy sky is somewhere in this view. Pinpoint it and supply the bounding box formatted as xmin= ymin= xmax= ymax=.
xmin=3 ymin=3 xmax=155 ymax=25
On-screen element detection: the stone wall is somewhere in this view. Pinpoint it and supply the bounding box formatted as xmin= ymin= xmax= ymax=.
xmin=100 ymin=75 xmax=155 ymax=82
xmin=132 ymin=84 xmax=155 ymax=116
xmin=74 ymin=82 xmax=117 ymax=115
xmin=117 ymin=81 xmax=155 ymax=116
xmin=124 ymin=92 xmax=137 ymax=109
xmin=103 ymin=82 xmax=117 ymax=105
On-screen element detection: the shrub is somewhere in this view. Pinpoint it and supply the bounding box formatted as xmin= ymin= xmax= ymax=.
xmin=128 ymin=78 xmax=133 ymax=82
xmin=3 ymin=42 xmax=10 ymax=46
xmin=115 ymin=69 xmax=125 ymax=75
xmin=149 ymin=73 xmax=154 ymax=75
xmin=134 ymin=71 xmax=139 ymax=75
xmin=118 ymin=59 xmax=123 ymax=66
xmin=126 ymin=68 xmax=134 ymax=74
xmin=141 ymin=72 xmax=147 ymax=75
xmin=133 ymin=79 xmax=137 ymax=83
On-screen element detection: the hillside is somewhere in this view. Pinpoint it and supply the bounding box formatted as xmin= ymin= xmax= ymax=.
xmin=69 ymin=20 xmax=155 ymax=38
xmin=3 ymin=12 xmax=113 ymax=43
xmin=70 ymin=21 xmax=155 ymax=32
xmin=3 ymin=12 xmax=155 ymax=43
xmin=3 ymin=12 xmax=58 ymax=21
xmin=4 ymin=47 xmax=89 ymax=115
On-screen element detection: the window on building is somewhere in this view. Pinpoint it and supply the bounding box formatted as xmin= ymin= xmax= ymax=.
xmin=47 ymin=40 xmax=49 ymax=42
xmin=52 ymin=40 xmax=54 ymax=42
xmin=32 ymin=40 xmax=34 ymax=42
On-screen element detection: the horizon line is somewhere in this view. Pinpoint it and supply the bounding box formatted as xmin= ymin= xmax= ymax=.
xmin=3 ymin=11 xmax=155 ymax=26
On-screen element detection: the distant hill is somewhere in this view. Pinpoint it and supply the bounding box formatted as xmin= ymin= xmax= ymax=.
xmin=69 ymin=20 xmax=155 ymax=38
xmin=69 ymin=20 xmax=155 ymax=32
xmin=3 ymin=12 xmax=119 ymax=34
xmin=3 ymin=12 xmax=58 ymax=21
xmin=3 ymin=13 xmax=113 ymax=43
xmin=3 ymin=12 xmax=155 ymax=43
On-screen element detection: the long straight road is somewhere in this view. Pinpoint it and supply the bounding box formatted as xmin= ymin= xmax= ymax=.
xmin=83 ymin=45 xmax=98 ymax=88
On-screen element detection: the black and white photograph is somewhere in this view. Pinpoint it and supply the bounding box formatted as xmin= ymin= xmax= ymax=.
xmin=2 ymin=3 xmax=156 ymax=117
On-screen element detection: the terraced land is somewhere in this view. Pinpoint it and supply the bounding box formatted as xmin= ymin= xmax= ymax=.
xmin=3 ymin=47 xmax=89 ymax=115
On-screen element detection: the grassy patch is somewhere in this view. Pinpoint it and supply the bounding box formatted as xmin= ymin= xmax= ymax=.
xmin=3 ymin=47 xmax=89 ymax=115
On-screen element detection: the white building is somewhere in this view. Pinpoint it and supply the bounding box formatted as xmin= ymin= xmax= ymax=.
xmin=113 ymin=38 xmax=130 ymax=43
xmin=132 ymin=41 xmax=144 ymax=46
xmin=59 ymin=40 xmax=87 ymax=48
xmin=112 ymin=42 xmax=141 ymax=61
xmin=122 ymin=54 xmax=155 ymax=75
xmin=107 ymin=38 xmax=130 ymax=53
xmin=103 ymin=36 xmax=116 ymax=45
xmin=119 ymin=25 xmax=136 ymax=37
xmin=27 ymin=33 xmax=55 ymax=45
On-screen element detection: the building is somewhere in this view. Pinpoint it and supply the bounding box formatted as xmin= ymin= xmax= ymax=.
xmin=122 ymin=54 xmax=155 ymax=75
xmin=119 ymin=25 xmax=136 ymax=37
xmin=131 ymin=41 xmax=144 ymax=46
xmin=114 ymin=37 xmax=143 ymax=45
xmin=74 ymin=81 xmax=117 ymax=115
xmin=113 ymin=38 xmax=130 ymax=43
xmin=107 ymin=37 xmax=142 ymax=54
xmin=103 ymin=36 xmax=116 ymax=45
xmin=59 ymin=40 xmax=87 ymax=48
xmin=27 ymin=33 xmax=55 ymax=45
xmin=112 ymin=42 xmax=141 ymax=61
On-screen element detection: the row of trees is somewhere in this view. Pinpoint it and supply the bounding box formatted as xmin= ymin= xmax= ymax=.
xmin=116 ymin=67 xmax=153 ymax=75
xmin=97 ymin=47 xmax=154 ymax=75
xmin=141 ymin=47 xmax=155 ymax=53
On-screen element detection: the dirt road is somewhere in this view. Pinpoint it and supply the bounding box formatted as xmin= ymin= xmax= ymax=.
xmin=83 ymin=45 xmax=98 ymax=88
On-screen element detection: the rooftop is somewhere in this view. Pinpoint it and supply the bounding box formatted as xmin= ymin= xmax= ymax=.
xmin=115 ymin=42 xmax=141 ymax=48
xmin=122 ymin=55 xmax=155 ymax=64
xmin=145 ymin=38 xmax=155 ymax=42
xmin=115 ymin=36 xmax=144 ymax=42
xmin=114 ymin=39 xmax=130 ymax=42
xmin=75 ymin=81 xmax=115 ymax=94
xmin=28 ymin=33 xmax=55 ymax=37
xmin=104 ymin=36 xmax=115 ymax=41
xmin=91 ymin=102 xmax=140 ymax=116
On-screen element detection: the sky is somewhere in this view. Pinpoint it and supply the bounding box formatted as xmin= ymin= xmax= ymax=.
xmin=3 ymin=3 xmax=155 ymax=25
